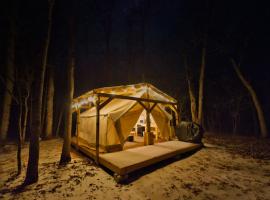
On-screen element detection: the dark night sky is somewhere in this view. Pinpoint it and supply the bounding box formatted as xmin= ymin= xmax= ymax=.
xmin=1 ymin=0 xmax=270 ymax=135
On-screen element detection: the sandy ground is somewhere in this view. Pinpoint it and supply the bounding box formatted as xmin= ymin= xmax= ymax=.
xmin=0 ymin=135 xmax=270 ymax=200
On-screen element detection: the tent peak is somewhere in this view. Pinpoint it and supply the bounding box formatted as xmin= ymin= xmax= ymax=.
xmin=72 ymin=83 xmax=177 ymax=111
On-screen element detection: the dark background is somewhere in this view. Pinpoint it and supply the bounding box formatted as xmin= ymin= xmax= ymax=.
xmin=0 ymin=0 xmax=269 ymax=138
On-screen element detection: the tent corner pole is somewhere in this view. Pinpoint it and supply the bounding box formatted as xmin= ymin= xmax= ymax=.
xmin=145 ymin=86 xmax=152 ymax=145
xmin=145 ymin=109 xmax=151 ymax=145
xmin=76 ymin=109 xmax=80 ymax=150
xmin=95 ymin=95 xmax=100 ymax=165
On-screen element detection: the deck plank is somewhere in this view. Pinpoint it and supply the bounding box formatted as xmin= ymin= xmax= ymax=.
xmin=71 ymin=138 xmax=201 ymax=176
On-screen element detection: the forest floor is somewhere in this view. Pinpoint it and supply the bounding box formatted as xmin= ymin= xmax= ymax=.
xmin=0 ymin=134 xmax=270 ymax=200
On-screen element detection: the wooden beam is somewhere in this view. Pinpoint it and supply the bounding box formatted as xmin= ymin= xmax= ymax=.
xmin=97 ymin=93 xmax=177 ymax=105
xmin=81 ymin=105 xmax=92 ymax=109
xmin=99 ymin=97 xmax=113 ymax=110
xmin=149 ymin=103 xmax=157 ymax=113
xmin=95 ymin=96 xmax=100 ymax=165
xmin=137 ymin=100 xmax=147 ymax=110
xmin=72 ymin=105 xmax=92 ymax=113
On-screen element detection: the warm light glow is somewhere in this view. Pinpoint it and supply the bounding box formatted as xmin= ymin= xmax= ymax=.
xmin=72 ymin=95 xmax=98 ymax=109
xmin=109 ymin=91 xmax=116 ymax=95
xmin=141 ymin=85 xmax=148 ymax=93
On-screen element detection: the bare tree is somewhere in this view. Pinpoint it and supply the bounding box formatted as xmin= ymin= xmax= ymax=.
xmin=231 ymin=58 xmax=268 ymax=138
xmin=16 ymin=69 xmax=32 ymax=175
xmin=41 ymin=78 xmax=48 ymax=137
xmin=43 ymin=66 xmax=54 ymax=139
xmin=17 ymin=88 xmax=23 ymax=175
xmin=198 ymin=45 xmax=206 ymax=125
xmin=22 ymin=81 xmax=31 ymax=143
xmin=184 ymin=55 xmax=198 ymax=123
xmin=23 ymin=0 xmax=55 ymax=185
xmin=184 ymin=49 xmax=206 ymax=126
xmin=60 ymin=11 xmax=75 ymax=165
xmin=19 ymin=70 xmax=32 ymax=143
xmin=182 ymin=1 xmax=212 ymax=127
xmin=0 ymin=11 xmax=16 ymax=144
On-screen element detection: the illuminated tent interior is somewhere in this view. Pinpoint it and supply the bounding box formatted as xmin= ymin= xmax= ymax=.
xmin=72 ymin=83 xmax=179 ymax=153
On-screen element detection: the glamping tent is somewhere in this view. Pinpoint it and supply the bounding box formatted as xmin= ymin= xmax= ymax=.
xmin=72 ymin=83 xmax=179 ymax=161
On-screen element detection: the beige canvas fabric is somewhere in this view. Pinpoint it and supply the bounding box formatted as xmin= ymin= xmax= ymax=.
xmin=74 ymin=83 xmax=177 ymax=151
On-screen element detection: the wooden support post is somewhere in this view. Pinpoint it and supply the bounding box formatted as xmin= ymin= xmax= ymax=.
xmin=146 ymin=110 xmax=150 ymax=133
xmin=169 ymin=109 xmax=173 ymax=140
xmin=76 ymin=109 xmax=80 ymax=149
xmin=144 ymin=85 xmax=154 ymax=145
xmin=145 ymin=109 xmax=151 ymax=145
xmin=155 ymin=127 xmax=158 ymax=141
xmin=95 ymin=96 xmax=100 ymax=165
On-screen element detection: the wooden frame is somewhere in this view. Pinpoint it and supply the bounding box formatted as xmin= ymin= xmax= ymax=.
xmin=75 ymin=91 xmax=178 ymax=165
xmin=97 ymin=92 xmax=177 ymax=105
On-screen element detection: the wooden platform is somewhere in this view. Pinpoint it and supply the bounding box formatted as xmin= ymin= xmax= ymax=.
xmin=71 ymin=138 xmax=201 ymax=180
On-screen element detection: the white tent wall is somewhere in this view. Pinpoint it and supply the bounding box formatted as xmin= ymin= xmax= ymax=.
xmin=151 ymin=105 xmax=172 ymax=140
xmin=79 ymin=115 xmax=108 ymax=148
xmin=79 ymin=115 xmax=121 ymax=150
xmin=79 ymin=102 xmax=173 ymax=150
xmin=78 ymin=98 xmax=144 ymax=151
xmin=106 ymin=116 xmax=120 ymax=146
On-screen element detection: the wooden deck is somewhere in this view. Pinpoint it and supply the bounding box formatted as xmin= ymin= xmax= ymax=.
xmin=71 ymin=137 xmax=201 ymax=180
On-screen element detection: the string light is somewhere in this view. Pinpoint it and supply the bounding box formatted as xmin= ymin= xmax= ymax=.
xmin=72 ymin=95 xmax=98 ymax=109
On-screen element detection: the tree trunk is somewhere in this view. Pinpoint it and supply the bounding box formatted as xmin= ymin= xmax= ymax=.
xmin=41 ymin=77 xmax=48 ymax=138
xmin=22 ymin=91 xmax=30 ymax=143
xmin=184 ymin=55 xmax=198 ymax=123
xmin=0 ymin=15 xmax=15 ymax=143
xmin=231 ymin=58 xmax=268 ymax=138
xmin=198 ymin=47 xmax=206 ymax=125
xmin=60 ymin=57 xmax=74 ymax=165
xmin=17 ymin=70 xmax=31 ymax=173
xmin=44 ymin=67 xmax=54 ymax=139
xmin=187 ymin=78 xmax=198 ymax=123
xmin=29 ymin=93 xmax=33 ymax=137
xmin=24 ymin=0 xmax=54 ymax=185
xmin=17 ymin=94 xmax=23 ymax=175
xmin=17 ymin=133 xmax=22 ymax=175
xmin=60 ymin=12 xmax=75 ymax=165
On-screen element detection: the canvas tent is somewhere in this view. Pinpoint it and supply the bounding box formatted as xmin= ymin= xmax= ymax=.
xmin=72 ymin=83 xmax=179 ymax=162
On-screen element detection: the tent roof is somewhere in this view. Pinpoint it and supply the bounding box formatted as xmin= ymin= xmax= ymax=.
xmin=72 ymin=83 xmax=177 ymax=111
